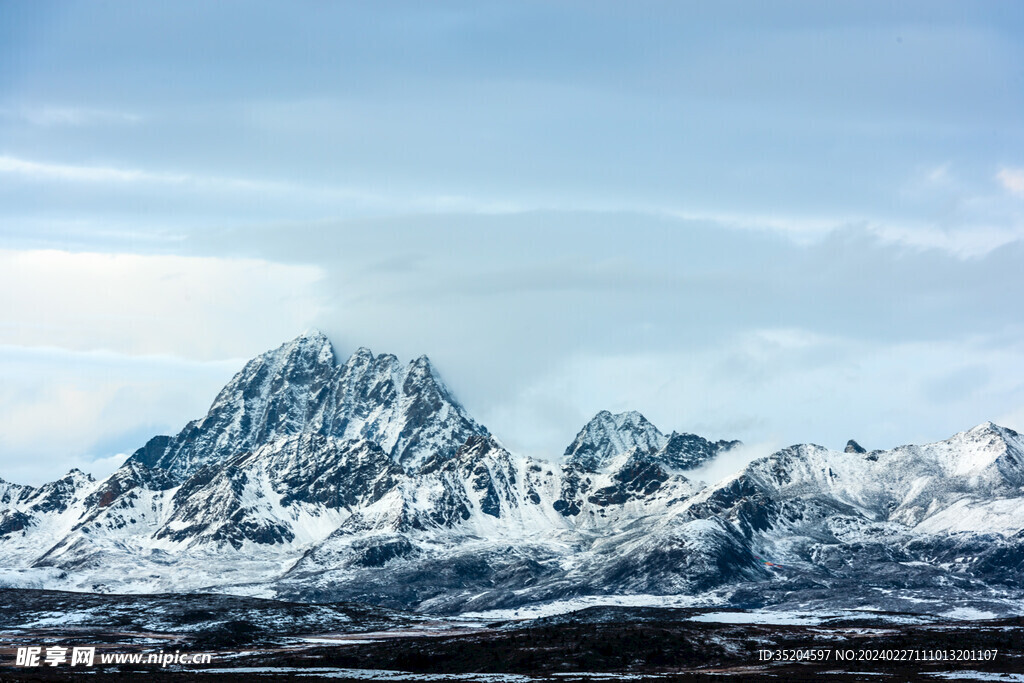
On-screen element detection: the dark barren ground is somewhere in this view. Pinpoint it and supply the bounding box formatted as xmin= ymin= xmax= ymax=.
xmin=0 ymin=590 xmax=1022 ymax=682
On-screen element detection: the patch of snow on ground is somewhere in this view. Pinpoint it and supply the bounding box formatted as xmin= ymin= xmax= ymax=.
xmin=916 ymin=497 xmax=1024 ymax=535
xmin=458 ymin=593 xmax=713 ymax=620
xmin=688 ymin=610 xmax=825 ymax=625
xmin=198 ymin=669 xmax=535 ymax=682
xmin=0 ymin=567 xmax=68 ymax=589
xmin=817 ymin=673 xmax=892 ymax=677
xmin=20 ymin=610 xmax=97 ymax=627
xmin=942 ymin=607 xmax=999 ymax=621
xmin=552 ymin=674 xmax=669 ymax=680
xmin=927 ymin=673 xmax=1024 ymax=681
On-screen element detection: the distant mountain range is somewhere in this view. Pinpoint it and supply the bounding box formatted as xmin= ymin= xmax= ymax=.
xmin=2 ymin=331 xmax=1023 ymax=615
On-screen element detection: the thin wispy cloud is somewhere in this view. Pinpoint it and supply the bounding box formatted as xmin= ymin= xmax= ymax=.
xmin=0 ymin=154 xmax=512 ymax=214
xmin=0 ymin=154 xmax=304 ymax=191
xmin=997 ymin=167 xmax=1024 ymax=197
xmin=4 ymin=153 xmax=1019 ymax=259
xmin=0 ymin=155 xmax=183 ymax=183
xmin=0 ymin=105 xmax=142 ymax=127
xmin=868 ymin=220 xmax=1024 ymax=259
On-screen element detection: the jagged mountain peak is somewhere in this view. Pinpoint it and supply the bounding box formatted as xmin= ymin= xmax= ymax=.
xmin=901 ymin=420 xmax=1023 ymax=464
xmin=210 ymin=331 xmax=336 ymax=404
xmin=565 ymin=410 xmax=738 ymax=472
xmin=340 ymin=347 xmax=443 ymax=374
xmin=60 ymin=468 xmax=96 ymax=487
xmin=19 ymin=467 xmax=99 ymax=516
xmin=934 ymin=420 xmax=1019 ymax=447
xmin=965 ymin=420 xmax=1019 ymax=440
xmin=405 ymin=353 xmax=440 ymax=381
xmin=600 ymin=409 xmax=653 ymax=427
xmin=344 ymin=346 xmax=375 ymax=365
xmin=272 ymin=327 xmax=333 ymax=356
xmin=564 ymin=410 xmax=667 ymax=471
xmin=296 ymin=326 xmax=328 ymax=340
xmin=120 ymin=333 xmax=487 ymax=485
xmin=844 ymin=439 xmax=867 ymax=454
xmin=341 ymin=349 xmax=402 ymax=383
xmin=933 ymin=420 xmax=1024 ymax=482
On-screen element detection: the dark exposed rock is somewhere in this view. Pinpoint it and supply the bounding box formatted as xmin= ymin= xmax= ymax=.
xmin=0 ymin=509 xmax=31 ymax=535
xmin=349 ymin=536 xmax=420 ymax=567
xmin=588 ymin=451 xmax=670 ymax=506
xmin=128 ymin=435 xmax=173 ymax=469
xmin=553 ymin=465 xmax=590 ymax=516
xmin=27 ymin=469 xmax=93 ymax=514
xmin=660 ymin=432 xmax=740 ymax=470
xmin=152 ymin=435 xmax=403 ymax=547
xmin=594 ymin=520 xmax=766 ymax=594
xmin=845 ymin=439 xmax=867 ymax=454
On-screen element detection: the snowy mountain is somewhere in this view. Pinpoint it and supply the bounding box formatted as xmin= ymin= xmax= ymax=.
xmin=565 ymin=410 xmax=667 ymax=470
xmin=127 ymin=331 xmax=486 ymax=482
xmin=2 ymin=331 xmax=1024 ymax=616
xmin=564 ymin=410 xmax=740 ymax=472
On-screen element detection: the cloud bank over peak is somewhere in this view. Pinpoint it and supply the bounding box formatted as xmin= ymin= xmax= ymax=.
xmin=1 ymin=1 xmax=1022 ymax=482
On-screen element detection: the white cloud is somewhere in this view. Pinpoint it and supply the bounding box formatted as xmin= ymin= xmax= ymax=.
xmin=0 ymin=155 xmax=173 ymax=183
xmin=603 ymin=202 xmax=1021 ymax=258
xmin=0 ymin=345 xmax=243 ymax=485
xmin=687 ymin=440 xmax=782 ymax=488
xmin=0 ymin=154 xmax=290 ymax=191
xmin=2 ymin=153 xmax=1021 ymax=259
xmin=997 ymin=166 xmax=1024 ymax=197
xmin=925 ymin=163 xmax=952 ymax=185
xmin=871 ymin=163 xmax=1024 ymax=258
xmin=0 ymin=154 xmax=515 ymax=214
xmin=659 ymin=207 xmax=844 ymax=244
xmin=867 ymin=220 xmax=1024 ymax=259
xmin=0 ymin=154 xmax=353 ymax=202
xmin=483 ymin=329 xmax=1024 ymax=464
xmin=0 ymin=105 xmax=142 ymax=127
xmin=995 ymin=406 xmax=1024 ymax=436
xmin=0 ymin=249 xmax=325 ymax=360
xmin=86 ymin=452 xmax=136 ymax=480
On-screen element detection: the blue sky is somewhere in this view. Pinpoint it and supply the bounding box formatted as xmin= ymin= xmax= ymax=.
xmin=1 ymin=1 xmax=1023 ymax=483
